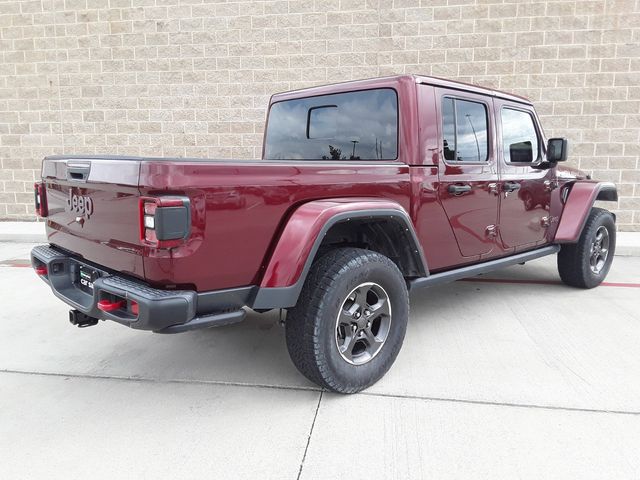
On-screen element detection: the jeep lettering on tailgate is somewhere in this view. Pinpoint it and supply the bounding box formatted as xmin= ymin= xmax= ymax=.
xmin=31 ymin=75 xmax=618 ymax=394
xmin=67 ymin=190 xmax=93 ymax=218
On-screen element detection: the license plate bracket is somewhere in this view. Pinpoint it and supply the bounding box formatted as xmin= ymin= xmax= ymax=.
xmin=76 ymin=264 xmax=100 ymax=294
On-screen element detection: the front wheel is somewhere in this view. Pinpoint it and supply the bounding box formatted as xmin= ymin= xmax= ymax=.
xmin=522 ymin=191 xmax=535 ymax=211
xmin=557 ymin=207 xmax=616 ymax=288
xmin=285 ymin=248 xmax=409 ymax=393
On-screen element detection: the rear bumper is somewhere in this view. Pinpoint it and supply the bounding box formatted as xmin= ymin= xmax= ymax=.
xmin=31 ymin=245 xmax=248 ymax=333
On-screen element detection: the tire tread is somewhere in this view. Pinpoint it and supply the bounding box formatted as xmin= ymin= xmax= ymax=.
xmin=557 ymin=207 xmax=615 ymax=289
xmin=285 ymin=248 xmax=408 ymax=393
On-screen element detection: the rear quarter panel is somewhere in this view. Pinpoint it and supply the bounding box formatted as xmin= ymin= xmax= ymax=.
xmin=139 ymin=161 xmax=412 ymax=291
xmin=141 ymin=76 xmax=420 ymax=292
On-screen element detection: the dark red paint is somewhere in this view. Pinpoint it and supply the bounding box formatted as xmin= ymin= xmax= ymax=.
xmin=554 ymin=181 xmax=607 ymax=243
xmin=38 ymin=75 xmax=609 ymax=294
xmin=260 ymin=198 xmax=410 ymax=288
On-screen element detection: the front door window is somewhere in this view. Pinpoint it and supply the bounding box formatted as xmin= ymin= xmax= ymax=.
xmin=501 ymin=108 xmax=539 ymax=164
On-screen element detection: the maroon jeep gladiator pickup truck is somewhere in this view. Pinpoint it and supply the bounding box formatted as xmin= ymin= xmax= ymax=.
xmin=32 ymin=75 xmax=617 ymax=393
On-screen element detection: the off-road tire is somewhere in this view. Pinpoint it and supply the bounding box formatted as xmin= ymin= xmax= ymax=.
xmin=285 ymin=248 xmax=409 ymax=393
xmin=557 ymin=207 xmax=616 ymax=289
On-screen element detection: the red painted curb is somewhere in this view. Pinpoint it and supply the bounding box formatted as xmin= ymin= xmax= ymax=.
xmin=460 ymin=277 xmax=640 ymax=288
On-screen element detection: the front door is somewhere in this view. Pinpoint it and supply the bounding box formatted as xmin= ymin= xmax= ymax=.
xmin=496 ymin=102 xmax=553 ymax=249
xmin=436 ymin=88 xmax=500 ymax=258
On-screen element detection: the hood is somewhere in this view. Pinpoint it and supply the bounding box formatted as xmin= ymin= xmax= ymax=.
xmin=556 ymin=164 xmax=590 ymax=181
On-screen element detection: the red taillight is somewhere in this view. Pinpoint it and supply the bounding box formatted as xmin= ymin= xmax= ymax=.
xmin=35 ymin=265 xmax=48 ymax=276
xmin=34 ymin=182 xmax=48 ymax=217
xmin=97 ymin=299 xmax=126 ymax=312
xmin=139 ymin=196 xmax=191 ymax=249
xmin=130 ymin=301 xmax=139 ymax=315
xmin=141 ymin=201 xmax=158 ymax=243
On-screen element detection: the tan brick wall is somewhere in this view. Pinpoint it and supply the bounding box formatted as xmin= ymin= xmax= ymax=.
xmin=1 ymin=0 xmax=639 ymax=229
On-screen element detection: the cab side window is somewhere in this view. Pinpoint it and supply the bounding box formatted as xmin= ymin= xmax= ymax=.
xmin=501 ymin=108 xmax=539 ymax=163
xmin=442 ymin=97 xmax=489 ymax=163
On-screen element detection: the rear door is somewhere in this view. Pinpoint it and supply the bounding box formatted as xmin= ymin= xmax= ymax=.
xmin=435 ymin=88 xmax=499 ymax=258
xmin=42 ymin=156 xmax=144 ymax=278
xmin=495 ymin=102 xmax=553 ymax=249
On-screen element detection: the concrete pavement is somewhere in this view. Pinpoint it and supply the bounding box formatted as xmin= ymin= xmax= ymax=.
xmin=1 ymin=242 xmax=639 ymax=479
xmin=1 ymin=372 xmax=318 ymax=480
xmin=0 ymin=221 xmax=46 ymax=243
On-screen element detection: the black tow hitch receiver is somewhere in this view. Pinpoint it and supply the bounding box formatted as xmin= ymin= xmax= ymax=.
xmin=69 ymin=310 xmax=99 ymax=328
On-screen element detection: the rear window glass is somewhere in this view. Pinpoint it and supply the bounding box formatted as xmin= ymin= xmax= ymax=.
xmin=264 ymin=88 xmax=398 ymax=160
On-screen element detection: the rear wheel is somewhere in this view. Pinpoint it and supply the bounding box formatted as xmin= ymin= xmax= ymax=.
xmin=557 ymin=207 xmax=616 ymax=288
xmin=285 ymin=248 xmax=409 ymax=393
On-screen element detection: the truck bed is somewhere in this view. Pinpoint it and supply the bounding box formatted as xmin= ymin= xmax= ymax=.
xmin=41 ymin=155 xmax=414 ymax=292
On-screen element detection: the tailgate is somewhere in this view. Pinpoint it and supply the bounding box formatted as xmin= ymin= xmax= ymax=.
xmin=41 ymin=156 xmax=144 ymax=279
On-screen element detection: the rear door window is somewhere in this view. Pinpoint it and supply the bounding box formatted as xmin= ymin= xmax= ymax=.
xmin=501 ymin=108 xmax=539 ymax=163
xmin=264 ymin=88 xmax=398 ymax=161
xmin=441 ymin=97 xmax=489 ymax=163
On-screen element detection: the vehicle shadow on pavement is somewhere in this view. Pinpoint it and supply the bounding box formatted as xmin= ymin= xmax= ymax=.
xmin=4 ymin=257 xmax=640 ymax=413
xmin=0 ymin=259 xmax=570 ymax=392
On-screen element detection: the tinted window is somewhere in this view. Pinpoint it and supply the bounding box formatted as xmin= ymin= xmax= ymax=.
xmin=501 ymin=108 xmax=539 ymax=163
xmin=442 ymin=98 xmax=456 ymax=161
xmin=264 ymin=89 xmax=398 ymax=160
xmin=441 ymin=98 xmax=489 ymax=162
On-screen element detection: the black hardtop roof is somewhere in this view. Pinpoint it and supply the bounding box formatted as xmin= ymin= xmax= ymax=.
xmin=271 ymin=74 xmax=532 ymax=105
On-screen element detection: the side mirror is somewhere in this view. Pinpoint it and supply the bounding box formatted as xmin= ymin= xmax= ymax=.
xmin=547 ymin=137 xmax=568 ymax=163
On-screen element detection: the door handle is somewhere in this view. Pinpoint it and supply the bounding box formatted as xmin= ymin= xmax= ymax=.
xmin=67 ymin=162 xmax=91 ymax=181
xmin=503 ymin=181 xmax=521 ymax=193
xmin=448 ymin=184 xmax=472 ymax=195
